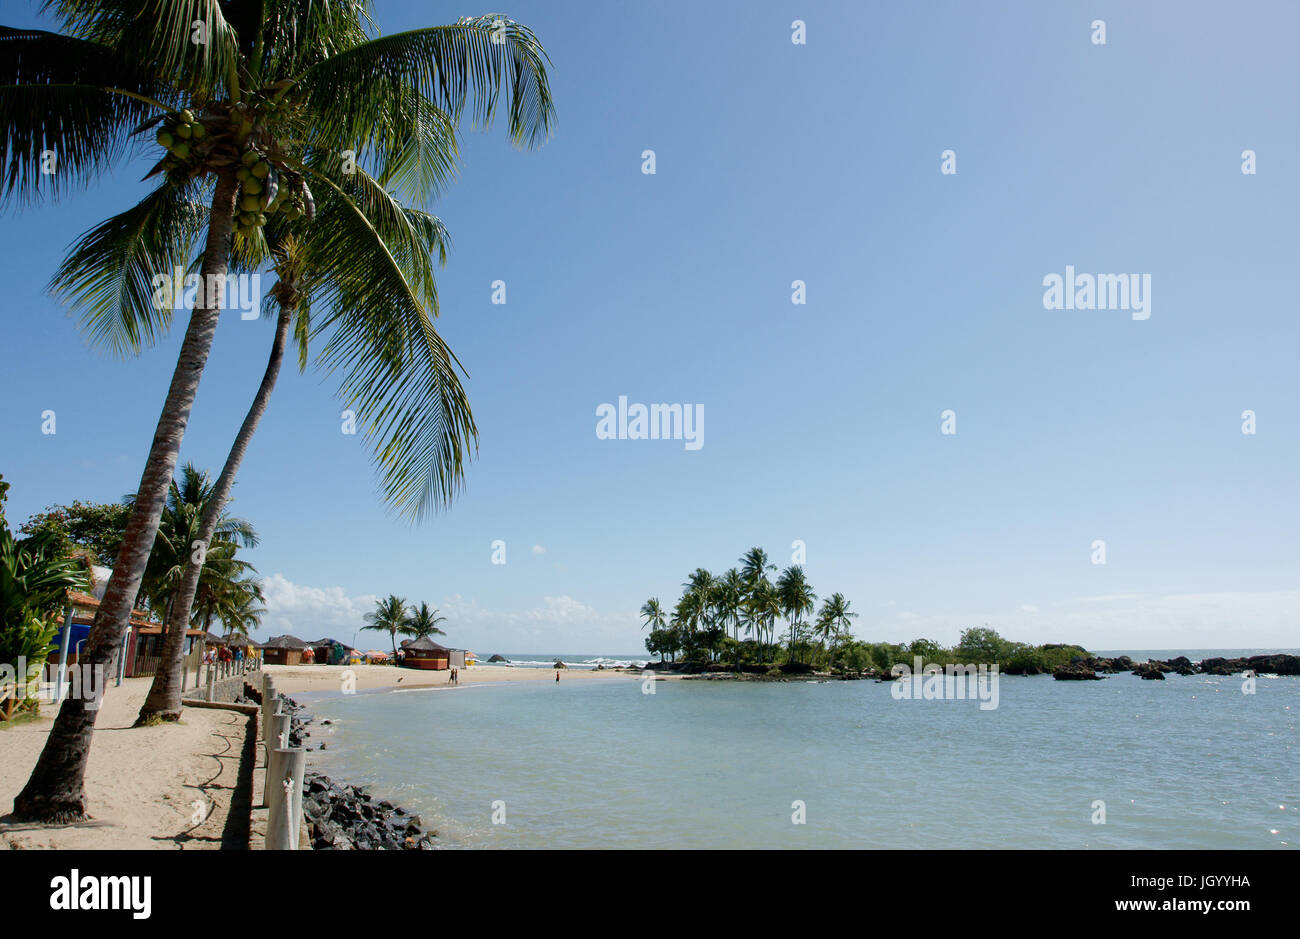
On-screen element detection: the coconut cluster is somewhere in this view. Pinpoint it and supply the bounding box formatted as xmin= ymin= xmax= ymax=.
xmin=234 ymin=149 xmax=314 ymax=239
xmin=154 ymin=105 xmax=317 ymax=240
xmin=155 ymin=109 xmax=206 ymax=176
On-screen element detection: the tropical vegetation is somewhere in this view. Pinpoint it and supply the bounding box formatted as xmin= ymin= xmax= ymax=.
xmin=362 ymin=595 xmax=449 ymax=661
xmin=0 ymin=476 xmax=90 ymax=721
xmin=642 ymin=546 xmax=1089 ymax=676
xmin=5 ymin=0 xmax=554 ymax=822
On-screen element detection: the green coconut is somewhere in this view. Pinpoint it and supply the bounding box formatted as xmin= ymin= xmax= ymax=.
xmin=236 ymin=167 xmax=252 ymax=182
xmin=156 ymin=129 xmax=174 ymax=149
xmin=175 ymin=123 xmax=192 ymax=140
xmin=242 ymin=178 xmax=263 ymax=195
xmin=179 ymin=109 xmax=195 ymax=124
xmin=172 ymin=142 xmax=191 ymax=160
xmin=240 ymin=194 xmax=261 ymax=212
xmin=251 ymin=161 xmax=270 ymax=178
xmin=241 ymin=149 xmax=260 ymax=166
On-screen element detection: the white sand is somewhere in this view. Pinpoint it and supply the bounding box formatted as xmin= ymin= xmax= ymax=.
xmin=0 ymin=678 xmax=250 ymax=850
xmin=263 ymin=662 xmax=638 ymax=695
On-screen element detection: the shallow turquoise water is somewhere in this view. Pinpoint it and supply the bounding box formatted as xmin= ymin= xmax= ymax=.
xmin=302 ymin=670 xmax=1298 ymax=849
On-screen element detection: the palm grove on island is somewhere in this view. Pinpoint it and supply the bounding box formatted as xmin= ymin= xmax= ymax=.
xmin=642 ymin=546 xmax=1097 ymax=677
xmin=1 ymin=1 xmax=555 ymax=823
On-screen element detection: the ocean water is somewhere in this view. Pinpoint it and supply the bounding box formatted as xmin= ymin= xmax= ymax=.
xmin=300 ymin=650 xmax=1299 ymax=849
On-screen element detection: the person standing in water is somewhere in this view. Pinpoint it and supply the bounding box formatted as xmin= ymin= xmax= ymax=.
xmin=555 ymin=669 xmax=560 ymax=683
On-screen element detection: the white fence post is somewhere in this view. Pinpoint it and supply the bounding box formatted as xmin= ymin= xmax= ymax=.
xmin=265 ymin=748 xmax=306 ymax=850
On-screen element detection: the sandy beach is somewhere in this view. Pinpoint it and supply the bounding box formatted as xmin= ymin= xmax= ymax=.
xmin=264 ymin=662 xmax=639 ymax=695
xmin=0 ymin=678 xmax=250 ymax=850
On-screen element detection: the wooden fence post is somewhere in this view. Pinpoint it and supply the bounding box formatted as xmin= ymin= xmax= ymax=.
xmin=265 ymin=747 xmax=306 ymax=850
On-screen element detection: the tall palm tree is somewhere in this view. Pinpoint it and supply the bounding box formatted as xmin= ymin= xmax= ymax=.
xmin=816 ymin=592 xmax=857 ymax=645
xmin=753 ymin=577 xmax=782 ymax=663
xmin=776 ymin=566 xmax=817 ymax=664
xmin=9 ymin=1 xmax=554 ymax=822
xmin=717 ymin=568 xmax=744 ymax=667
xmin=639 ymin=597 xmax=665 ymax=632
xmin=401 ymin=601 xmax=446 ymax=641
xmin=137 ymin=184 xmax=452 ymax=723
xmin=739 ymin=547 xmax=776 ymax=661
xmin=363 ymin=594 xmax=409 ymax=661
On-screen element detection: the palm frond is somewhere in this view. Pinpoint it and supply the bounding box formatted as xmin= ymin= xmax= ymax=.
xmin=296 ymin=15 xmax=554 ymax=155
xmin=43 ymin=0 xmax=241 ymax=97
xmin=0 ymin=27 xmax=170 ymax=204
xmin=49 ymin=180 xmax=209 ymax=356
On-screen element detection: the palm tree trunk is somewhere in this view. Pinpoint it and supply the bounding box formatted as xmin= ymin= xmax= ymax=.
xmin=136 ymin=303 xmax=292 ymax=723
xmin=12 ymin=175 xmax=241 ymax=822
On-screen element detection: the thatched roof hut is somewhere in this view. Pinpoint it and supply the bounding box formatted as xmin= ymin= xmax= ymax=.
xmin=262 ymin=634 xmax=308 ymax=665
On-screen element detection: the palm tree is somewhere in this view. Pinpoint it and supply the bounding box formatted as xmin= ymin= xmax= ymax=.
xmin=753 ymin=577 xmax=782 ymax=663
xmin=717 ymin=568 xmax=744 ymax=667
xmin=136 ymin=186 xmax=451 ymax=723
xmin=207 ymin=577 xmax=265 ymax=639
xmin=640 ymin=598 xmax=665 ymax=632
xmin=739 ymin=547 xmax=776 ymax=661
xmin=401 ymin=602 xmax=447 ymax=641
xmin=134 ymin=464 xmax=258 ymax=617
xmin=9 ymin=2 xmax=555 ymax=822
xmin=776 ymin=566 xmax=817 ymax=664
xmin=363 ymin=595 xmax=409 ymax=662
xmin=817 ymin=592 xmax=857 ymax=644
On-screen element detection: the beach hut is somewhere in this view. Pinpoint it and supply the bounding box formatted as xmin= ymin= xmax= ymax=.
xmin=398 ymin=637 xmax=451 ymax=670
xmin=307 ymin=637 xmax=349 ymax=665
xmin=262 ymin=635 xmax=308 ymax=665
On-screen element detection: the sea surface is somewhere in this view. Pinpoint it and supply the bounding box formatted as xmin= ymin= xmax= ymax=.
xmin=300 ymin=649 xmax=1298 ymax=849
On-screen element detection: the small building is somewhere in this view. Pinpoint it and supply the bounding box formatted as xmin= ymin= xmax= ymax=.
xmin=262 ymin=634 xmax=308 ymax=665
xmin=399 ymin=637 xmax=454 ymax=670
xmin=307 ymin=637 xmax=349 ymax=666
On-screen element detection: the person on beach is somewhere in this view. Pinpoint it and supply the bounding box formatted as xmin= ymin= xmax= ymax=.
xmin=555 ymin=670 xmax=560 ymax=683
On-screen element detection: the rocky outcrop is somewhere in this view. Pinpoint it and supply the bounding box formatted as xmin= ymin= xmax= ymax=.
xmin=1082 ymin=656 xmax=1135 ymax=673
xmin=1053 ymin=664 xmax=1103 ymax=681
xmin=1132 ymin=663 xmax=1167 ymax=680
xmin=301 ymin=775 xmax=436 ymax=850
xmin=487 ymin=654 xmax=509 ymax=662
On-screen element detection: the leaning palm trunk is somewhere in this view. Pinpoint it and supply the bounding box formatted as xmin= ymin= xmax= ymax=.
xmin=13 ymin=176 xmax=240 ymax=822
xmin=137 ymin=302 xmax=293 ymax=723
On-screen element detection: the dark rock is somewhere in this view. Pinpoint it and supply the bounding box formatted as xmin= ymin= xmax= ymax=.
xmin=1246 ymin=654 xmax=1300 ymax=676
xmin=1133 ymin=664 xmax=1167 ymax=680
xmin=1053 ymin=664 xmax=1103 ymax=681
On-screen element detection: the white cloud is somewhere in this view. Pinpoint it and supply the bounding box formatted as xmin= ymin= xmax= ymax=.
xmin=532 ymin=544 xmax=546 ymax=555
xmin=259 ymin=573 xmax=378 ymax=643
xmin=1019 ymin=603 xmax=1039 ymax=614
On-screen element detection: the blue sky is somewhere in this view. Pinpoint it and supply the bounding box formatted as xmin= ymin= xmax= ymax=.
xmin=3 ymin=1 xmax=1299 ymax=653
